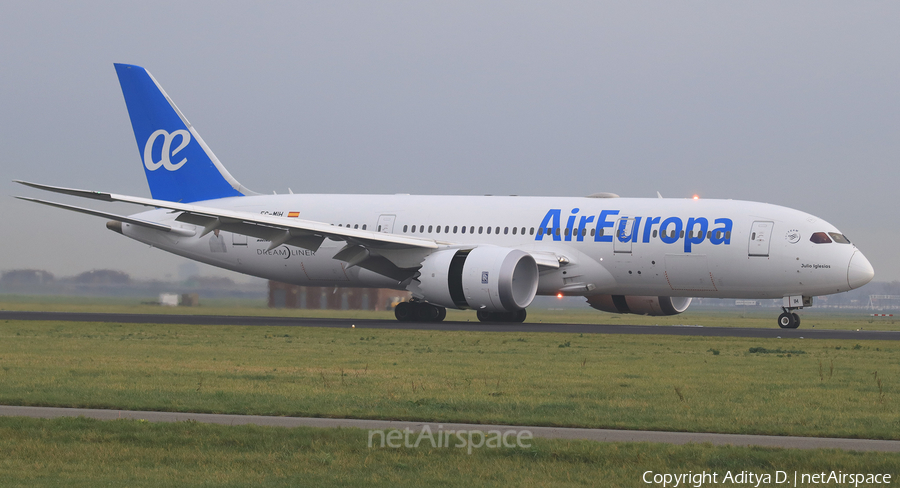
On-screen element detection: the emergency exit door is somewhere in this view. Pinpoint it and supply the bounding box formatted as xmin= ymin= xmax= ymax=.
xmin=748 ymin=221 xmax=773 ymax=257
xmin=377 ymin=214 xmax=396 ymax=233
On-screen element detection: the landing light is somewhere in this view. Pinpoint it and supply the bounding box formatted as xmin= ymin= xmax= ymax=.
xmin=557 ymin=293 xmax=563 ymax=299
xmin=692 ymin=194 xmax=700 ymax=200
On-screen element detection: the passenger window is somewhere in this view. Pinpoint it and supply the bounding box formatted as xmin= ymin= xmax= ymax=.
xmin=530 ymin=228 xmax=535 ymax=235
xmin=461 ymin=226 xmax=466 ymax=234
xmin=479 ymin=226 xmax=483 ymax=234
xmin=810 ymin=232 xmax=832 ymax=244
xmin=538 ymin=228 xmax=544 ymax=236
xmin=428 ymin=225 xmax=433 ymax=233
xmin=555 ymin=228 xmax=560 ymax=237
xmin=679 ymin=231 xmax=684 ymax=238
xmin=512 ymin=227 xmax=517 ymax=235
xmin=445 ymin=226 xmax=450 ymax=233
xmin=470 ymin=226 xmax=475 ymax=234
xmin=354 ymin=224 xmax=359 ymax=229
xmin=435 ymin=226 xmax=440 ymax=234
xmin=453 ymin=226 xmax=458 ymax=233
xmin=521 ymin=227 xmax=526 ymax=235
xmin=410 ymin=225 xmax=415 ymax=233
xmin=652 ymin=230 xmax=657 ymax=238
xmin=362 ymin=224 xmax=367 ymax=230
xmin=706 ymin=231 xmax=711 ymax=239
xmin=829 ymin=232 xmax=851 ymax=244
xmin=504 ymin=227 xmax=509 ymax=235
xmin=590 ymin=229 xmax=595 ymax=237
xmin=419 ymin=225 xmax=425 ymax=233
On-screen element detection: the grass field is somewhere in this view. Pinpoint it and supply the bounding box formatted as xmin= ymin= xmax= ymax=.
xmin=1 ymin=416 xmax=897 ymax=487
xmin=0 ymin=319 xmax=896 ymax=439
xmin=1 ymin=296 xmax=898 ymax=485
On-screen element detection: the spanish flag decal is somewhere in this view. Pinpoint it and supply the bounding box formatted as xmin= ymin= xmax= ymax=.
xmin=288 ymin=211 xmax=300 ymax=218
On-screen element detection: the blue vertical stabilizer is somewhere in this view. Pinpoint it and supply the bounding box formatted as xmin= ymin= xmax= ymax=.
xmin=114 ymin=63 xmax=251 ymax=202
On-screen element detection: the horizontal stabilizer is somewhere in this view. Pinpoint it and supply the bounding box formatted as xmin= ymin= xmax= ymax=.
xmin=14 ymin=196 xmax=194 ymax=236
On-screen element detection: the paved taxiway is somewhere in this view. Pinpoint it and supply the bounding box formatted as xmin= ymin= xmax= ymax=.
xmin=1 ymin=310 xmax=898 ymax=340
xmin=1 ymin=405 xmax=898 ymax=452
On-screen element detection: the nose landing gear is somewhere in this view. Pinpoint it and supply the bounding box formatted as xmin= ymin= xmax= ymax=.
xmin=778 ymin=296 xmax=811 ymax=329
xmin=777 ymin=310 xmax=801 ymax=329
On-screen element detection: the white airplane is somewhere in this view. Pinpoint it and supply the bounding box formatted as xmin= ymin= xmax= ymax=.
xmin=16 ymin=64 xmax=875 ymax=328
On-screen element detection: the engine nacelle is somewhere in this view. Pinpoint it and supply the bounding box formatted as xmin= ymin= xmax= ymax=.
xmin=586 ymin=295 xmax=692 ymax=316
xmin=410 ymin=247 xmax=539 ymax=312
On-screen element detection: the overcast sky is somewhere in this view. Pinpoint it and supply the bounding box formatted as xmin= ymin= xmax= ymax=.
xmin=1 ymin=2 xmax=897 ymax=284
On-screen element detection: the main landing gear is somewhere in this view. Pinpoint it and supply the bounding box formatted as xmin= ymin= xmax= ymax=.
xmin=394 ymin=301 xmax=446 ymax=322
xmin=393 ymin=301 xmax=527 ymax=323
xmin=476 ymin=309 xmax=527 ymax=323
xmin=777 ymin=308 xmax=801 ymax=329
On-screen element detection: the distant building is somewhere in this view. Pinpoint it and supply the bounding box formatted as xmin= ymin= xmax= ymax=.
xmin=0 ymin=269 xmax=54 ymax=287
xmin=268 ymin=281 xmax=409 ymax=311
xmin=67 ymin=269 xmax=130 ymax=285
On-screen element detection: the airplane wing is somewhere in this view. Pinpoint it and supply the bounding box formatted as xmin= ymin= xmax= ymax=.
xmin=15 ymin=181 xmax=562 ymax=277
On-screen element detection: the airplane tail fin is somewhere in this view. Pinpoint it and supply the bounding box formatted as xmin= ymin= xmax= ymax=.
xmin=114 ymin=63 xmax=254 ymax=202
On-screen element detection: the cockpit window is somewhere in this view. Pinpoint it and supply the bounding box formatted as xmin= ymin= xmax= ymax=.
xmin=828 ymin=232 xmax=851 ymax=244
xmin=810 ymin=232 xmax=832 ymax=244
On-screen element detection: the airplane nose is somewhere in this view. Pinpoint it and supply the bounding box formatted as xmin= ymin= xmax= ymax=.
xmin=847 ymin=251 xmax=875 ymax=289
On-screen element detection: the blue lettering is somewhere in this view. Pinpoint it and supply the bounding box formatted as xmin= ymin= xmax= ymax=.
xmin=564 ymin=208 xmax=579 ymax=242
xmin=576 ymin=215 xmax=595 ymax=242
xmin=684 ymin=217 xmax=709 ymax=252
xmin=659 ymin=217 xmax=682 ymax=244
xmin=536 ymin=209 xmax=561 ymax=241
xmin=594 ymin=210 xmax=619 ymax=242
xmin=616 ymin=217 xmax=642 ymax=243
xmin=642 ymin=216 xmax=660 ymax=243
xmin=710 ymin=218 xmax=733 ymax=245
xmin=534 ymin=209 xmax=732 ymax=249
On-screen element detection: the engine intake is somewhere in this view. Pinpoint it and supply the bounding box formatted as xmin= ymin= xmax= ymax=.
xmin=586 ymin=295 xmax=691 ymax=316
xmin=410 ymin=247 xmax=539 ymax=312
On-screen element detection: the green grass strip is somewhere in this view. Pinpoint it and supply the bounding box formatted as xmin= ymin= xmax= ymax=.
xmin=1 ymin=321 xmax=897 ymax=439
xmin=0 ymin=416 xmax=897 ymax=487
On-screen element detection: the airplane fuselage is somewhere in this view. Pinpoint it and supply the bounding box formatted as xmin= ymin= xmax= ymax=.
xmin=122 ymin=193 xmax=869 ymax=300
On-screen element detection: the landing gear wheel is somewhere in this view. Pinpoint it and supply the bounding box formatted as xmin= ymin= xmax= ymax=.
xmin=394 ymin=302 xmax=414 ymax=322
xmin=414 ymin=303 xmax=440 ymax=322
xmin=777 ymin=312 xmax=795 ymax=329
xmin=436 ymin=307 xmax=447 ymax=322
xmin=791 ymin=313 xmax=801 ymax=329
xmin=476 ymin=310 xmax=526 ymax=323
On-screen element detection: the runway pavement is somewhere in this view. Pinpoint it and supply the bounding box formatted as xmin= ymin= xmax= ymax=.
xmin=1 ymin=405 xmax=897 ymax=452
xmin=1 ymin=310 xmax=898 ymax=340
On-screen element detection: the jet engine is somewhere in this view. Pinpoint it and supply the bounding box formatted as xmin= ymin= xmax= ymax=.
xmin=410 ymin=247 xmax=539 ymax=313
xmin=586 ymin=295 xmax=692 ymax=316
